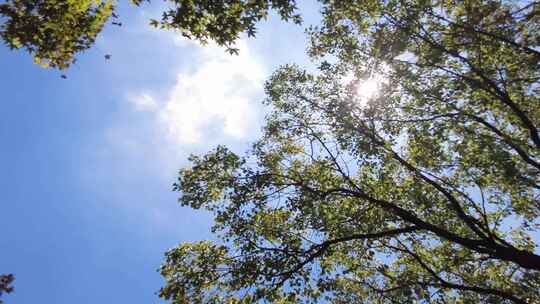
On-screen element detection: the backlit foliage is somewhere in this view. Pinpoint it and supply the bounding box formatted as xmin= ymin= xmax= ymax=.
xmin=161 ymin=1 xmax=540 ymax=303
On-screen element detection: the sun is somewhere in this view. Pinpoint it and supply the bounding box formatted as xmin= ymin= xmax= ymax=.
xmin=356 ymin=77 xmax=381 ymax=102
xmin=341 ymin=70 xmax=387 ymax=107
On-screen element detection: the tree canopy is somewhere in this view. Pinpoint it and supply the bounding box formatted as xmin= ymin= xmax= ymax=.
xmin=158 ymin=0 xmax=540 ymax=303
xmin=0 ymin=0 xmax=301 ymax=68
xmin=0 ymin=0 xmax=114 ymax=69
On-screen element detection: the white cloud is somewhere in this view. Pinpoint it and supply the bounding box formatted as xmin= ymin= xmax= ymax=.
xmin=128 ymin=39 xmax=266 ymax=145
xmin=95 ymin=38 xmax=267 ymax=233
xmin=127 ymin=93 xmax=158 ymax=111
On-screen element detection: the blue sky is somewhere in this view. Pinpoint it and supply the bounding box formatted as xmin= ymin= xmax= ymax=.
xmin=0 ymin=2 xmax=318 ymax=303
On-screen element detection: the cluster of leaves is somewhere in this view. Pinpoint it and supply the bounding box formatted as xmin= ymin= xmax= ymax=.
xmin=0 ymin=0 xmax=301 ymax=67
xmin=151 ymin=0 xmax=301 ymax=54
xmin=160 ymin=0 xmax=540 ymax=303
xmin=0 ymin=0 xmax=114 ymax=69
xmin=0 ymin=274 xmax=14 ymax=304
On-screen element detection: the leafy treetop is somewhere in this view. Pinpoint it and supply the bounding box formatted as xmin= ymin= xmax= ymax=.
xmin=0 ymin=0 xmax=114 ymax=69
xmin=159 ymin=0 xmax=540 ymax=303
xmin=0 ymin=0 xmax=301 ymax=68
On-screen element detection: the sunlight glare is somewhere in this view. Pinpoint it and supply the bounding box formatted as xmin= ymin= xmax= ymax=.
xmin=356 ymin=77 xmax=381 ymax=102
xmin=341 ymin=68 xmax=389 ymax=107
